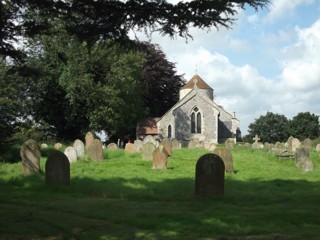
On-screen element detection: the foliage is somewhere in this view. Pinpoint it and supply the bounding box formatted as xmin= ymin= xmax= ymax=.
xmin=247 ymin=112 xmax=289 ymax=143
xmin=1 ymin=0 xmax=270 ymax=61
xmin=0 ymin=147 xmax=320 ymax=239
xmin=288 ymin=112 xmax=320 ymax=140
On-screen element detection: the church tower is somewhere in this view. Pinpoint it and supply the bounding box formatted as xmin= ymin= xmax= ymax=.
xmin=179 ymin=75 xmax=214 ymax=100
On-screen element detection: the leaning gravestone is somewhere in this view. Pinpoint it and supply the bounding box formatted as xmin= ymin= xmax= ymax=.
xmin=107 ymin=143 xmax=119 ymax=151
xmin=161 ymin=137 xmax=172 ymax=157
xmin=213 ymin=147 xmax=234 ymax=173
xmin=225 ymin=138 xmax=235 ymax=149
xmin=195 ymin=153 xmax=225 ymax=197
xmin=125 ymin=143 xmax=135 ymax=154
xmin=85 ymin=132 xmax=94 ymax=149
xmin=88 ymin=139 xmax=103 ymax=161
xmin=20 ymin=139 xmax=41 ymax=176
xmin=152 ymin=145 xmax=169 ymax=170
xmin=303 ymin=138 xmax=313 ymax=151
xmin=73 ymin=139 xmax=85 ymax=157
xmin=142 ymin=142 xmax=156 ymax=161
xmin=64 ymin=146 xmax=78 ymax=163
xmin=45 ymin=150 xmax=70 ymax=186
xmin=295 ymin=147 xmax=309 ymax=168
xmin=134 ymin=140 xmax=143 ymax=153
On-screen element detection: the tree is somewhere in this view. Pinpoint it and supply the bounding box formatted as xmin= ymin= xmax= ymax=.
xmin=288 ymin=112 xmax=319 ymax=140
xmin=247 ymin=112 xmax=289 ymax=143
xmin=1 ymin=0 xmax=270 ymax=61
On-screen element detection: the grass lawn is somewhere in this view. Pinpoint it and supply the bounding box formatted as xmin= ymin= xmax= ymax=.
xmin=1 ymin=146 xmax=320 ymax=240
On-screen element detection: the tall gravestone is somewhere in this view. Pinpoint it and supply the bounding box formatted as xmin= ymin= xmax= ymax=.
xmin=143 ymin=135 xmax=157 ymax=146
xmin=73 ymin=139 xmax=85 ymax=157
xmin=20 ymin=139 xmax=41 ymax=176
xmin=195 ymin=154 xmax=225 ymax=197
xmin=134 ymin=140 xmax=143 ymax=153
xmin=225 ymin=138 xmax=235 ymax=149
xmin=85 ymin=132 xmax=94 ymax=149
xmin=161 ymin=137 xmax=172 ymax=157
xmin=64 ymin=146 xmax=78 ymax=163
xmin=295 ymin=147 xmax=309 ymax=168
xmin=88 ymin=139 xmax=103 ymax=160
xmin=152 ymin=145 xmax=169 ymax=170
xmin=303 ymin=138 xmax=312 ymax=151
xmin=142 ymin=142 xmax=156 ymax=161
xmin=213 ymin=147 xmax=234 ymax=173
xmin=252 ymin=135 xmax=262 ymax=149
xmin=291 ymin=138 xmax=301 ymax=152
xmin=125 ymin=143 xmax=135 ymax=153
xmin=45 ymin=150 xmax=70 ymax=185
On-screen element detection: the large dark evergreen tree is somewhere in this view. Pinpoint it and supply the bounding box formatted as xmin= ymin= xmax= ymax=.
xmin=288 ymin=112 xmax=319 ymax=140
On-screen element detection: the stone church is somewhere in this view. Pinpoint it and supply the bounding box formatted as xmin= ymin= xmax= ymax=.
xmin=137 ymin=75 xmax=240 ymax=143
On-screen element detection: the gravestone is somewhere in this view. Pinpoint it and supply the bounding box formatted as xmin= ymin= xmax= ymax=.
xmin=252 ymin=135 xmax=263 ymax=149
xmin=125 ymin=143 xmax=135 ymax=153
xmin=40 ymin=143 xmax=48 ymax=149
xmin=64 ymin=146 xmax=78 ymax=163
xmin=20 ymin=139 xmax=41 ymax=176
xmin=213 ymin=147 xmax=234 ymax=173
xmin=316 ymin=143 xmax=320 ymax=153
xmin=85 ymin=132 xmax=94 ymax=149
xmin=287 ymin=136 xmax=294 ymax=149
xmin=195 ymin=154 xmax=225 ymax=197
xmin=54 ymin=143 xmax=62 ymax=150
xmin=73 ymin=139 xmax=85 ymax=157
xmin=88 ymin=139 xmax=103 ymax=160
xmin=143 ymin=135 xmax=157 ymax=146
xmin=45 ymin=150 xmax=70 ymax=185
xmin=107 ymin=143 xmax=119 ymax=151
xmin=152 ymin=145 xmax=169 ymax=170
xmin=188 ymin=139 xmax=198 ymax=149
xmin=291 ymin=138 xmax=301 ymax=152
xmin=244 ymin=143 xmax=251 ymax=148
xmin=142 ymin=142 xmax=156 ymax=161
xmin=171 ymin=139 xmax=181 ymax=149
xmin=264 ymin=142 xmax=272 ymax=150
xmin=161 ymin=137 xmax=172 ymax=156
xmin=134 ymin=140 xmax=143 ymax=153
xmin=295 ymin=147 xmax=309 ymax=168
xmin=205 ymin=143 xmax=217 ymax=151
xmin=225 ymin=138 xmax=235 ymax=149
xmin=303 ymin=138 xmax=312 ymax=151
xmin=302 ymin=157 xmax=313 ymax=172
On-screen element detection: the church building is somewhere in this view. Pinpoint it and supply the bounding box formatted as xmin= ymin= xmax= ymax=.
xmin=137 ymin=75 xmax=240 ymax=143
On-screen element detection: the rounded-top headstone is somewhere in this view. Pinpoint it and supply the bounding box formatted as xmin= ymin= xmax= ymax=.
xmin=45 ymin=150 xmax=70 ymax=185
xmin=85 ymin=132 xmax=94 ymax=149
xmin=107 ymin=143 xmax=119 ymax=151
xmin=73 ymin=139 xmax=85 ymax=157
xmin=88 ymin=139 xmax=103 ymax=161
xmin=64 ymin=146 xmax=78 ymax=163
xmin=161 ymin=137 xmax=172 ymax=156
xmin=142 ymin=142 xmax=156 ymax=161
xmin=195 ymin=153 xmax=225 ymax=197
xmin=20 ymin=139 xmax=41 ymax=176
xmin=213 ymin=147 xmax=234 ymax=173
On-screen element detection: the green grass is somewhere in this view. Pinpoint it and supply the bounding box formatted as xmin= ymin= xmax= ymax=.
xmin=0 ymin=146 xmax=320 ymax=239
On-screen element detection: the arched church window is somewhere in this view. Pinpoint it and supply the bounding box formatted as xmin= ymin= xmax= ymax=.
xmin=191 ymin=107 xmax=201 ymax=133
xmin=168 ymin=125 xmax=172 ymax=138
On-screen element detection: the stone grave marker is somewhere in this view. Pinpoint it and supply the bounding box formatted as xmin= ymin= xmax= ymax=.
xmin=188 ymin=139 xmax=198 ymax=149
xmin=45 ymin=150 xmax=70 ymax=185
xmin=88 ymin=139 xmax=103 ymax=161
xmin=195 ymin=153 xmax=225 ymax=197
xmin=142 ymin=142 xmax=156 ymax=161
xmin=252 ymin=135 xmax=263 ymax=149
xmin=287 ymin=136 xmax=294 ymax=149
xmin=143 ymin=135 xmax=157 ymax=146
xmin=152 ymin=145 xmax=169 ymax=170
xmin=64 ymin=146 xmax=78 ymax=163
xmin=20 ymin=139 xmax=41 ymax=176
xmin=244 ymin=143 xmax=251 ymax=148
xmin=295 ymin=147 xmax=309 ymax=168
xmin=303 ymin=138 xmax=312 ymax=151
xmin=54 ymin=143 xmax=62 ymax=150
xmin=316 ymin=143 xmax=320 ymax=153
xmin=85 ymin=132 xmax=94 ymax=149
xmin=125 ymin=143 xmax=135 ymax=153
xmin=134 ymin=140 xmax=143 ymax=153
xmin=171 ymin=139 xmax=181 ymax=149
xmin=213 ymin=147 xmax=234 ymax=173
xmin=40 ymin=143 xmax=48 ymax=149
xmin=225 ymin=138 xmax=235 ymax=149
xmin=161 ymin=137 xmax=172 ymax=156
xmin=302 ymin=157 xmax=313 ymax=172
xmin=291 ymin=138 xmax=301 ymax=152
xmin=73 ymin=139 xmax=85 ymax=157
xmin=107 ymin=143 xmax=119 ymax=151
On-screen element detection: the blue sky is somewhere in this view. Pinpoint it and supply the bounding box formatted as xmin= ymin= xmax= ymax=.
xmin=132 ymin=0 xmax=320 ymax=135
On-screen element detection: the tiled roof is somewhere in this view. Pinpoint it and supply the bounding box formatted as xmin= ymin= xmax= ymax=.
xmin=181 ymin=75 xmax=213 ymax=90
xmin=137 ymin=118 xmax=159 ymax=135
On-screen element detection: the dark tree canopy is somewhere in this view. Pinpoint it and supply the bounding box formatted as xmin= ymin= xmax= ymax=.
xmin=288 ymin=112 xmax=319 ymax=140
xmin=1 ymin=0 xmax=270 ymax=61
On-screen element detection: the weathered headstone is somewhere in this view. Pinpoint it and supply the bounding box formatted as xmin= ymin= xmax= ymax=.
xmin=40 ymin=143 xmax=48 ymax=149
xmin=73 ymin=139 xmax=85 ymax=157
xmin=134 ymin=140 xmax=143 ymax=153
xmin=213 ymin=147 xmax=234 ymax=173
xmin=85 ymin=132 xmax=94 ymax=149
xmin=152 ymin=145 xmax=169 ymax=169
xmin=303 ymin=138 xmax=312 ymax=151
xmin=45 ymin=150 xmax=70 ymax=185
xmin=244 ymin=142 xmax=251 ymax=148
xmin=302 ymin=157 xmax=313 ymax=172
xmin=287 ymin=136 xmax=294 ymax=149
xmin=64 ymin=146 xmax=78 ymax=163
xmin=107 ymin=143 xmax=119 ymax=151
xmin=225 ymin=138 xmax=235 ymax=149
xmin=88 ymin=139 xmax=103 ymax=161
xmin=171 ymin=139 xmax=181 ymax=149
xmin=188 ymin=139 xmax=198 ymax=149
xmin=54 ymin=143 xmax=62 ymax=150
xmin=143 ymin=135 xmax=157 ymax=146
xmin=142 ymin=142 xmax=156 ymax=161
xmin=20 ymin=139 xmax=41 ymax=176
xmin=295 ymin=147 xmax=309 ymax=168
xmin=195 ymin=154 xmax=225 ymax=197
xmin=161 ymin=137 xmax=172 ymax=156
xmin=125 ymin=143 xmax=135 ymax=153
xmin=316 ymin=143 xmax=320 ymax=153
xmin=291 ymin=138 xmax=301 ymax=152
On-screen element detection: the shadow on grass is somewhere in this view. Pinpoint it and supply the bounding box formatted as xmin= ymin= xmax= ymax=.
xmin=1 ymin=173 xmax=320 ymax=239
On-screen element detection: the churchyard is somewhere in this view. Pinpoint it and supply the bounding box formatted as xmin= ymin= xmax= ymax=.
xmin=1 ymin=137 xmax=320 ymax=239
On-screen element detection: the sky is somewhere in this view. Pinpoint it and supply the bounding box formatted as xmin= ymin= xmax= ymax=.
xmin=131 ymin=0 xmax=320 ymax=135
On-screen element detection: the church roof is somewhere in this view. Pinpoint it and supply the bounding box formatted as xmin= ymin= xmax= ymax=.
xmin=181 ymin=75 xmax=213 ymax=90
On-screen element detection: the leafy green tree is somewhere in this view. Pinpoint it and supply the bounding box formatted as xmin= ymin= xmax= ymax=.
xmin=247 ymin=112 xmax=289 ymax=143
xmin=288 ymin=112 xmax=319 ymax=140
xmin=1 ymin=0 xmax=270 ymax=61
